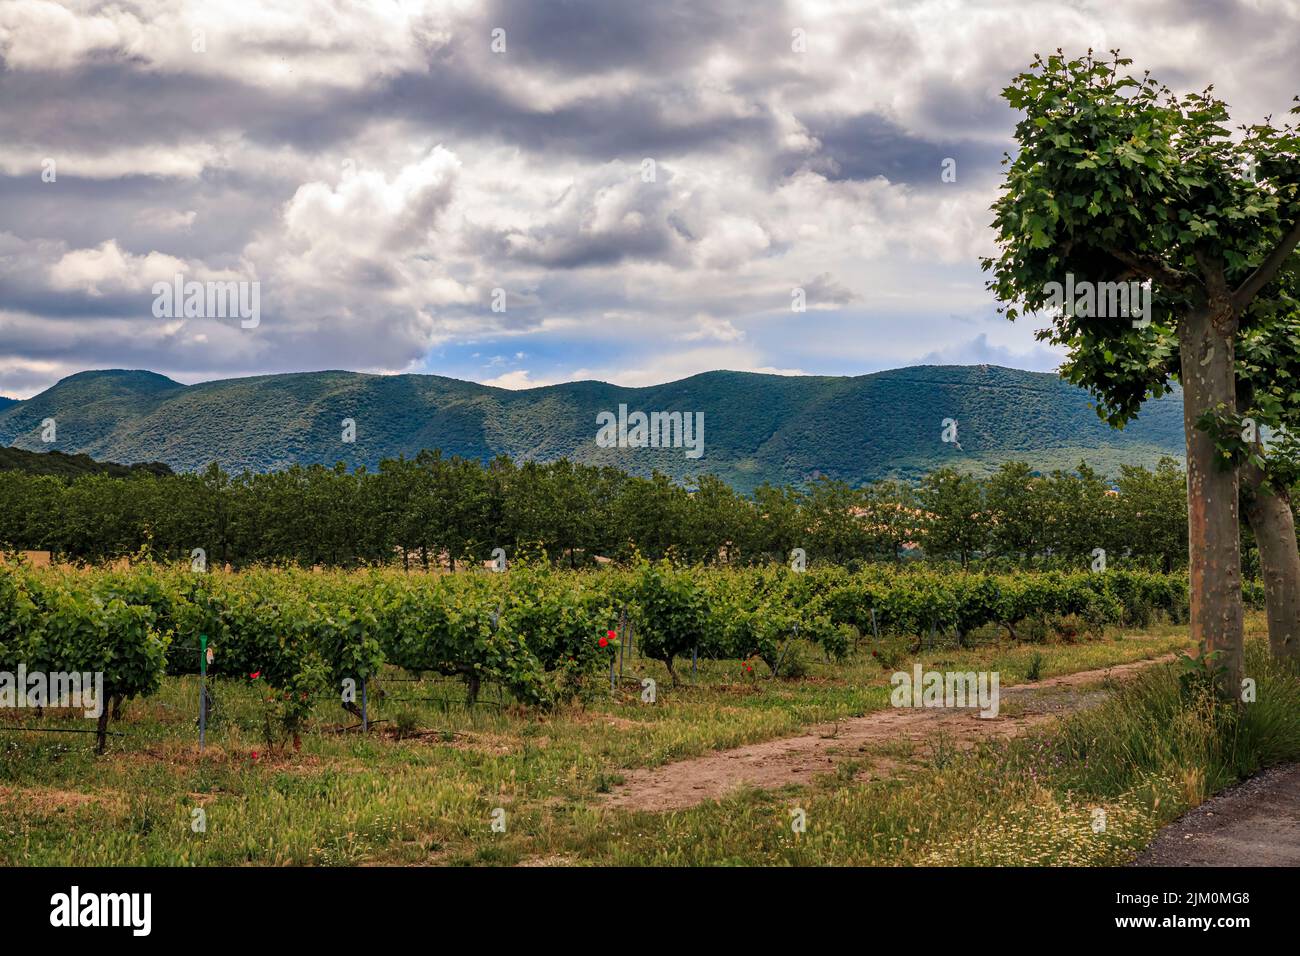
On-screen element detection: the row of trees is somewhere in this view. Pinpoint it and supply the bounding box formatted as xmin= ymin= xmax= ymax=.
xmin=0 ymin=449 xmax=1231 ymax=572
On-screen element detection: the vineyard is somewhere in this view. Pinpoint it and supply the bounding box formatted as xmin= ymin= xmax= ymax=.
xmin=0 ymin=557 xmax=1238 ymax=754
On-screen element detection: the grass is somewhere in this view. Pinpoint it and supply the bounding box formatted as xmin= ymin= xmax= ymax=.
xmin=3 ymin=616 xmax=1293 ymax=866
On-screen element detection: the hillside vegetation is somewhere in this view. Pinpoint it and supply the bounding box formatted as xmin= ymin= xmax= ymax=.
xmin=0 ymin=365 xmax=1185 ymax=490
xmin=0 ymin=445 xmax=173 ymax=479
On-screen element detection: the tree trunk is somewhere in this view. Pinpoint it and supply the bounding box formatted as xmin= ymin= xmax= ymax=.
xmin=465 ymin=674 xmax=480 ymax=707
xmin=95 ymin=705 xmax=111 ymax=755
xmin=1179 ymin=305 xmax=1245 ymax=696
xmin=1241 ymin=457 xmax=1300 ymax=664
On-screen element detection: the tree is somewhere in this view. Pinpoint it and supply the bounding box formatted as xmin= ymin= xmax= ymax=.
xmin=1232 ymin=293 xmax=1300 ymax=661
xmin=749 ymin=483 xmax=805 ymax=564
xmin=803 ymin=477 xmax=871 ymax=564
xmin=984 ymin=50 xmax=1300 ymax=693
xmin=1114 ymin=458 xmax=1188 ymax=572
xmin=684 ymin=473 xmax=752 ymax=564
xmin=984 ymin=461 xmax=1044 ymax=562
xmin=917 ymin=468 xmax=986 ymax=567
xmin=374 ymin=456 xmax=420 ymax=570
xmin=1038 ymin=463 xmax=1114 ymax=565
xmin=435 ymin=455 xmax=494 ymax=570
xmin=861 ymin=480 xmax=925 ymax=562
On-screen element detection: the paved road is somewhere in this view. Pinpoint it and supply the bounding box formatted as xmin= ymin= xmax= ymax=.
xmin=1132 ymin=763 xmax=1300 ymax=866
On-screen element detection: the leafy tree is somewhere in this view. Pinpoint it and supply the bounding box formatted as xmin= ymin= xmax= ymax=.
xmin=984 ymin=461 xmax=1044 ymax=562
xmin=803 ymin=477 xmax=872 ymax=565
xmin=749 ymin=483 xmax=806 ymax=564
xmin=1038 ymin=463 xmax=1115 ymax=564
xmin=918 ymin=468 xmax=986 ymax=567
xmin=617 ymin=472 xmax=692 ymax=560
xmin=684 ymin=473 xmax=752 ymax=565
xmin=860 ymin=480 xmax=925 ymax=562
xmin=983 ymin=50 xmax=1300 ymax=691
xmin=1115 ymin=457 xmax=1188 ymax=572
xmin=1231 ymin=283 xmax=1300 ymax=661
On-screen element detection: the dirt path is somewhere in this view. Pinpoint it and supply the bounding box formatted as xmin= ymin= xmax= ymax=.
xmin=602 ymin=655 xmax=1174 ymax=813
xmin=1131 ymin=762 xmax=1300 ymax=866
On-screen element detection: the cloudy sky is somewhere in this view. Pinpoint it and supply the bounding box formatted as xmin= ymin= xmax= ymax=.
xmin=1 ymin=0 xmax=1298 ymax=398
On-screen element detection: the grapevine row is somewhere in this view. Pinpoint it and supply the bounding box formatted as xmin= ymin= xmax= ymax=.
xmin=0 ymin=560 xmax=1224 ymax=748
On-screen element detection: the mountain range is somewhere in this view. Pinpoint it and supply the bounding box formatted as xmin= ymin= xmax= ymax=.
xmin=0 ymin=365 xmax=1186 ymax=491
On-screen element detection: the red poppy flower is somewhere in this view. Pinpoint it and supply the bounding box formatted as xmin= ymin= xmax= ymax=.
xmin=607 ymin=630 xmax=616 ymax=639
xmin=599 ymin=636 xmax=609 ymax=647
xmin=251 ymin=751 xmax=260 ymax=760
xmin=250 ymin=671 xmax=261 ymax=680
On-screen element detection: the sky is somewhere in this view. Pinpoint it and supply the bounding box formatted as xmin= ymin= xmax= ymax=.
xmin=1 ymin=0 xmax=1299 ymax=399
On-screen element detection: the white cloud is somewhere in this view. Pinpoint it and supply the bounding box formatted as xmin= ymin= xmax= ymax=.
xmin=47 ymin=240 xmax=191 ymax=296
xmin=0 ymin=0 xmax=468 ymax=87
xmin=480 ymin=369 xmax=555 ymax=389
xmin=2 ymin=0 xmax=1297 ymax=395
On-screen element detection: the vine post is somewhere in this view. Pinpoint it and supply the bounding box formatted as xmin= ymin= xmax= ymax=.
xmin=199 ymin=634 xmax=207 ymax=751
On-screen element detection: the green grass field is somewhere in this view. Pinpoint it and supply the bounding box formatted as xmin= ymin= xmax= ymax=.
xmin=3 ymin=614 xmax=1297 ymax=867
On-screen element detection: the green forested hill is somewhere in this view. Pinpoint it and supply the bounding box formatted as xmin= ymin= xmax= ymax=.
xmin=0 ymin=444 xmax=173 ymax=478
xmin=0 ymin=365 xmax=1185 ymax=490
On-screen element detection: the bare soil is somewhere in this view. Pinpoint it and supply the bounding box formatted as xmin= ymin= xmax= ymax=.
xmin=601 ymin=655 xmax=1173 ymax=813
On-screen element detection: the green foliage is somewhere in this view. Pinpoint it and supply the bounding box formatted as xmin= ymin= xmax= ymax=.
xmin=1026 ymin=652 xmax=1043 ymax=682
xmin=0 ymin=445 xmax=172 ymax=479
xmin=0 ymin=564 xmax=170 ymax=751
xmin=984 ymin=50 xmax=1299 ymax=417
xmin=0 ymin=556 xmax=1230 ymax=742
xmin=983 ymin=48 xmax=1300 ymax=518
xmin=0 ymin=365 xmax=1186 ymax=497
xmin=0 ymin=450 xmax=1205 ymax=575
xmin=1048 ymin=642 xmax=1300 ymax=800
xmin=373 ymin=571 xmax=550 ymax=706
xmin=628 ymin=561 xmax=710 ymax=681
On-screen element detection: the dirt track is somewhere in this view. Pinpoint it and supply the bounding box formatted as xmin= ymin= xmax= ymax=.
xmin=602 ymin=655 xmax=1173 ymax=813
xmin=1132 ymin=762 xmax=1300 ymax=866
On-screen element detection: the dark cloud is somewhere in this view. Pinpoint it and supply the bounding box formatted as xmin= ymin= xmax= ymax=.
xmin=466 ymin=168 xmax=692 ymax=269
xmin=0 ymin=57 xmax=784 ymax=184
xmin=793 ymin=112 xmax=1007 ymax=186
xmin=479 ymin=0 xmax=780 ymax=75
xmin=803 ymin=272 xmax=857 ymax=307
xmin=0 ymin=170 xmax=285 ymax=262
xmin=376 ymin=66 xmax=780 ymax=160
xmin=0 ymin=64 xmax=358 ymax=152
xmin=1 ymin=0 xmax=1296 ymax=396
